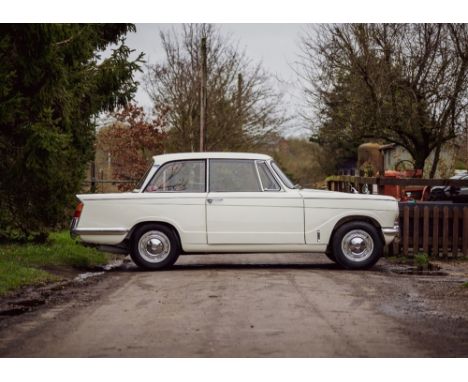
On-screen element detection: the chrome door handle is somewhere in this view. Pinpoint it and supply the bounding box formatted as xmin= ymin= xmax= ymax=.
xmin=207 ymin=198 xmax=223 ymax=204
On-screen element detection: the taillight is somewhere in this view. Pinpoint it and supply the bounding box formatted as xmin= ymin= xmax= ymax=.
xmin=74 ymin=202 xmax=83 ymax=218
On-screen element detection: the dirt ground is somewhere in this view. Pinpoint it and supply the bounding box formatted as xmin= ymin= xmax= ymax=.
xmin=0 ymin=253 xmax=467 ymax=357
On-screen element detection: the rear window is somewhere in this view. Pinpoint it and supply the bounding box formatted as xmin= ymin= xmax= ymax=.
xmin=145 ymin=160 xmax=206 ymax=192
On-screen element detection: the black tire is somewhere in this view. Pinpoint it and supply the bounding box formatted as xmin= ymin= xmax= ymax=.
xmin=325 ymin=250 xmax=337 ymax=263
xmin=130 ymin=224 xmax=180 ymax=270
xmin=429 ymin=188 xmax=446 ymax=201
xmin=332 ymin=221 xmax=383 ymax=270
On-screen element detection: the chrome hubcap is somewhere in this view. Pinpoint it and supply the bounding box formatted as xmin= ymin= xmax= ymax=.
xmin=138 ymin=231 xmax=171 ymax=263
xmin=146 ymin=238 xmax=164 ymax=255
xmin=341 ymin=229 xmax=374 ymax=262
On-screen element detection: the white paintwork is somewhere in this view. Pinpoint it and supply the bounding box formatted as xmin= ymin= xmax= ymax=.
xmin=73 ymin=152 xmax=399 ymax=253
xmin=206 ymin=191 xmax=304 ymax=244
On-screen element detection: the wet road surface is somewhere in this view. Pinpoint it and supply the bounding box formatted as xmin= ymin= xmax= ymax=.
xmin=1 ymin=254 xmax=467 ymax=357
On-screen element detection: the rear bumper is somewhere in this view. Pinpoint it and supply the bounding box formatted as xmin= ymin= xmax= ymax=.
xmin=70 ymin=217 xmax=79 ymax=239
xmin=381 ymin=225 xmax=399 ymax=245
xmin=70 ymin=219 xmax=128 ymax=254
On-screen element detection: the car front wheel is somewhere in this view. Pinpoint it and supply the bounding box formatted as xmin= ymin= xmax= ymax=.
xmin=332 ymin=222 xmax=383 ymax=270
xmin=130 ymin=224 xmax=180 ymax=270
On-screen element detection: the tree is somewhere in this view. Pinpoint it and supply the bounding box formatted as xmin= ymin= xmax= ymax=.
xmin=144 ymin=24 xmax=284 ymax=152
xmin=270 ymin=138 xmax=329 ymax=188
xmin=97 ymin=104 xmax=166 ymax=191
xmin=0 ymin=24 xmax=143 ymax=241
xmin=301 ymin=24 xmax=468 ymax=177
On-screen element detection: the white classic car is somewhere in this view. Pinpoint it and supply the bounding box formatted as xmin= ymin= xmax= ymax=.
xmin=71 ymin=152 xmax=399 ymax=270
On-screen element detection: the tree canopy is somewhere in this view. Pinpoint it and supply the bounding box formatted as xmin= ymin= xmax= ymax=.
xmin=301 ymin=24 xmax=468 ymax=176
xmin=97 ymin=104 xmax=166 ymax=191
xmin=0 ymin=24 xmax=143 ymax=241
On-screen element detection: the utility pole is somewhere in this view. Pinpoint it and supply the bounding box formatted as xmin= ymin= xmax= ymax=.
xmin=90 ymin=161 xmax=96 ymax=193
xmin=199 ymin=37 xmax=207 ymax=152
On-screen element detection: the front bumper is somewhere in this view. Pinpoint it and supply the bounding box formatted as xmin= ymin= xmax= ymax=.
xmin=381 ymin=225 xmax=400 ymax=245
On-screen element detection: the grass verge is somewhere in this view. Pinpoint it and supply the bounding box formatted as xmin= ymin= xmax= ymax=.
xmin=0 ymin=231 xmax=109 ymax=296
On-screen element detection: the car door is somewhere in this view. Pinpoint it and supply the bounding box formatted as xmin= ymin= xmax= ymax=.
xmin=144 ymin=159 xmax=207 ymax=245
xmin=206 ymin=159 xmax=304 ymax=244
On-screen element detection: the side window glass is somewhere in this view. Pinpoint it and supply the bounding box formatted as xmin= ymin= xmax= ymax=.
xmin=210 ymin=159 xmax=261 ymax=192
xmin=145 ymin=160 xmax=205 ymax=192
xmin=257 ymin=161 xmax=281 ymax=191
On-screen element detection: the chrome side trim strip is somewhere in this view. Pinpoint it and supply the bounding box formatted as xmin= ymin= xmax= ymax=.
xmin=73 ymin=228 xmax=129 ymax=235
xmin=303 ymin=197 xmax=396 ymax=202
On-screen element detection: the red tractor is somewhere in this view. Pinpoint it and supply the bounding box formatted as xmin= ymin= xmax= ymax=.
xmin=358 ymin=144 xmax=429 ymax=201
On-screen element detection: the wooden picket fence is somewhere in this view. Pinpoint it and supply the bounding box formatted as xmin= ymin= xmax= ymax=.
xmin=389 ymin=202 xmax=468 ymax=257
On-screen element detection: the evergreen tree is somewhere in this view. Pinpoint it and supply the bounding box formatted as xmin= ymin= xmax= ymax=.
xmin=0 ymin=24 xmax=143 ymax=241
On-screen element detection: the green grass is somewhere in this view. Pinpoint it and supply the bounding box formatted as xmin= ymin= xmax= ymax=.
xmin=462 ymin=282 xmax=468 ymax=288
xmin=0 ymin=259 xmax=59 ymax=296
xmin=414 ymin=253 xmax=429 ymax=269
xmin=0 ymin=231 xmax=109 ymax=295
xmin=386 ymin=253 xmax=433 ymax=271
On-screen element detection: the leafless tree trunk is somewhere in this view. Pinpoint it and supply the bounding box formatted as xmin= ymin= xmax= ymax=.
xmin=145 ymin=24 xmax=285 ymax=153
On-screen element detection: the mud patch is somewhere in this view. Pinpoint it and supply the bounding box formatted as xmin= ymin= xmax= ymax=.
xmin=390 ymin=268 xmax=449 ymax=276
xmin=0 ymin=259 xmax=124 ymax=319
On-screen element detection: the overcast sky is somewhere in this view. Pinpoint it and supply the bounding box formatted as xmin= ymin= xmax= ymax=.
xmin=122 ymin=23 xmax=310 ymax=136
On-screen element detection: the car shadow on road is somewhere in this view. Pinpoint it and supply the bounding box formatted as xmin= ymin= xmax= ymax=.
xmin=109 ymin=261 xmax=370 ymax=273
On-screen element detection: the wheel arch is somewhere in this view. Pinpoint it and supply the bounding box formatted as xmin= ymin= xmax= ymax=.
xmin=127 ymin=221 xmax=183 ymax=252
xmin=326 ymin=215 xmax=384 ymax=253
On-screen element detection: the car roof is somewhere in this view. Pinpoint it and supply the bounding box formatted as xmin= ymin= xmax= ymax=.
xmin=152 ymin=152 xmax=272 ymax=165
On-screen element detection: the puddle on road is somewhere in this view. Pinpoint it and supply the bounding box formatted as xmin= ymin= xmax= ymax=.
xmin=97 ymin=260 xmax=126 ymax=272
xmin=74 ymin=272 xmax=105 ymax=282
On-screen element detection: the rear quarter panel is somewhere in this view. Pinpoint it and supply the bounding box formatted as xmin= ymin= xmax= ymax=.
xmin=77 ymin=193 xmax=206 ymax=246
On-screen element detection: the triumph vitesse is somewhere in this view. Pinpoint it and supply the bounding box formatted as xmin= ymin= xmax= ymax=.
xmin=71 ymin=152 xmax=399 ymax=270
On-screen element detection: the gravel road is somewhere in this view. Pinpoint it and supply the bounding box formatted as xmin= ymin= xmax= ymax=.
xmin=1 ymin=254 xmax=467 ymax=357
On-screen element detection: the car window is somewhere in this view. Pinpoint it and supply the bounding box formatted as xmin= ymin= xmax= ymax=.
xmin=209 ymin=159 xmax=261 ymax=192
xmin=270 ymin=161 xmax=295 ymax=189
xmin=135 ymin=164 xmax=157 ymax=191
xmin=145 ymin=160 xmax=206 ymax=192
xmin=256 ymin=161 xmax=280 ymax=191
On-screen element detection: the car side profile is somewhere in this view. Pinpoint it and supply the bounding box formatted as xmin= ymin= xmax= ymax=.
xmin=71 ymin=152 xmax=399 ymax=270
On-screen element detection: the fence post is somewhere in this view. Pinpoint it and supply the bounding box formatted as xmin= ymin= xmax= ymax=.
xmin=413 ymin=206 xmax=419 ymax=254
xmin=432 ymin=207 xmax=439 ymax=257
xmin=423 ymin=206 xmax=429 ymax=254
xmin=413 ymin=206 xmax=419 ymax=255
xmin=463 ymin=207 xmax=468 ymax=257
xmin=403 ymin=206 xmax=410 ymax=256
xmin=443 ymin=206 xmax=449 ymax=258
xmin=453 ymin=207 xmax=459 ymax=258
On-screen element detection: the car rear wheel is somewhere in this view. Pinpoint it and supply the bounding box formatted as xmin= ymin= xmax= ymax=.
xmin=332 ymin=222 xmax=383 ymax=270
xmin=130 ymin=224 xmax=180 ymax=270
